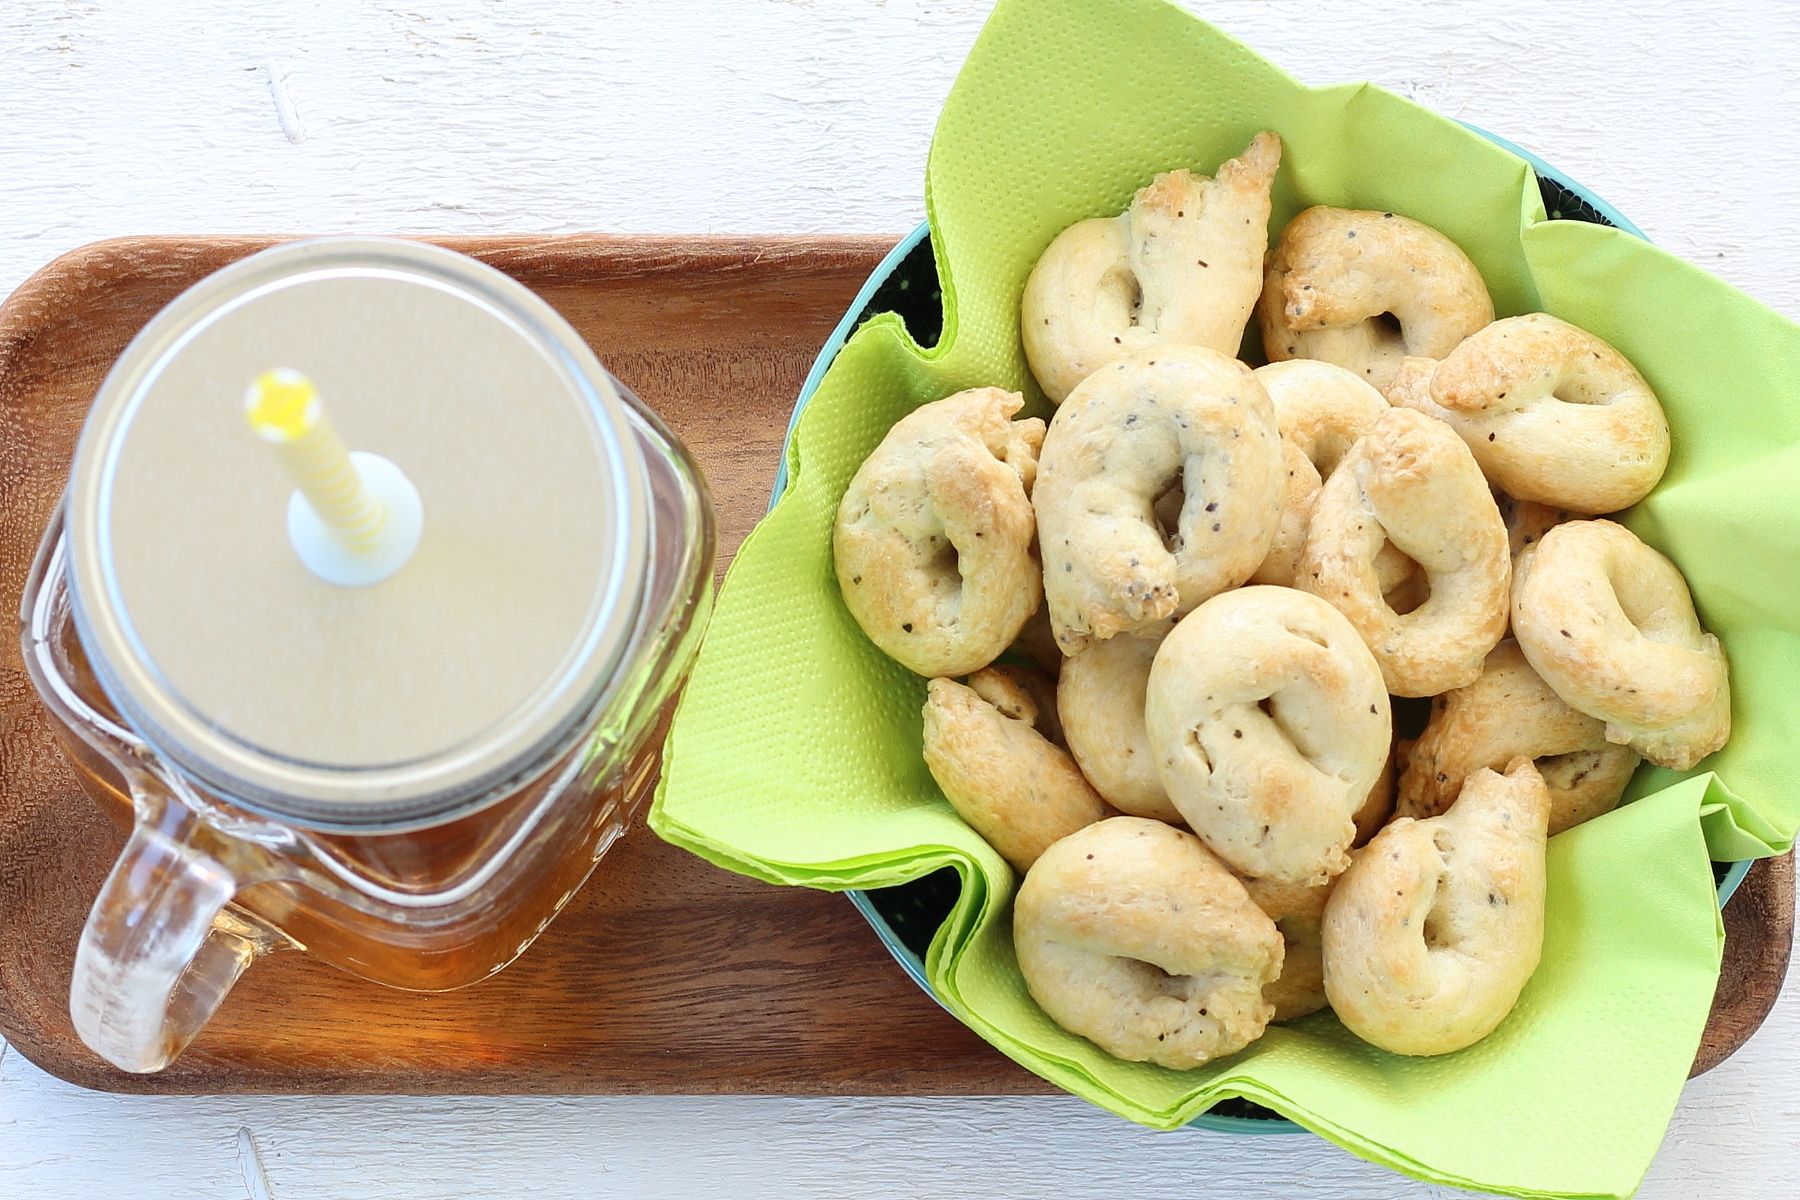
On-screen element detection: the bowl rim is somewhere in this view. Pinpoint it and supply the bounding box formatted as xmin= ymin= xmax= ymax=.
xmin=767 ymin=128 xmax=1751 ymax=1135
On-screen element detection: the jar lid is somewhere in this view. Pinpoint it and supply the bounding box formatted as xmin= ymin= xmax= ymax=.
xmin=65 ymin=238 xmax=649 ymax=827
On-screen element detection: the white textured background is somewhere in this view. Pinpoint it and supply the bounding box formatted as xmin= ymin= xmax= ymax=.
xmin=2 ymin=1 xmax=1796 ymax=1196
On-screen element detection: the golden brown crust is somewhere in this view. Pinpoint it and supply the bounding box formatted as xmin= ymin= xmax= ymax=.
xmin=1386 ymin=316 xmax=1670 ymax=513
xmin=1297 ymin=407 xmax=1510 ymax=697
xmin=1022 ymin=133 xmax=1281 ymax=404
xmin=921 ymin=678 xmax=1111 ymax=872
xmin=1033 ymin=346 xmax=1284 ymax=653
xmin=1258 ymin=207 xmax=1493 ymax=392
xmin=1057 ymin=623 xmax=1180 ymax=822
xmin=835 ymin=388 xmax=1044 ymax=677
xmin=1144 ymin=586 xmax=1392 ymax=885
xmin=1322 ymin=759 xmax=1549 ymax=1056
xmin=1511 ymin=520 xmax=1730 ymax=769
xmin=1397 ymin=640 xmax=1639 ymax=834
xmin=1014 ymin=818 xmax=1282 ymax=1068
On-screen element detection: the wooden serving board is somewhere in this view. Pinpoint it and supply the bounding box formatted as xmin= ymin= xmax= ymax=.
xmin=0 ymin=235 xmax=1790 ymax=1095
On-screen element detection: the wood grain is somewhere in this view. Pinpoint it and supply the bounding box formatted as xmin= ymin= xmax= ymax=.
xmin=0 ymin=235 xmax=1789 ymax=1097
xmin=1693 ymin=852 xmax=1797 ymax=1076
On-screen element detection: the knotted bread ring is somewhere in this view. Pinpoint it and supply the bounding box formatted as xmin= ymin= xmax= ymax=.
xmin=922 ymin=674 xmax=1111 ymax=872
xmin=1241 ymin=875 xmax=1334 ymax=1022
xmin=1015 ymin=817 xmax=1282 ymax=1068
xmin=835 ymin=387 xmax=1044 ymax=676
xmin=1033 ymin=346 xmax=1284 ymax=653
xmin=1297 ymin=407 xmax=1510 ymax=697
xmin=1058 ymin=622 xmax=1182 ymax=823
xmin=1386 ymin=314 xmax=1670 ymax=512
xmin=1059 ymin=616 xmax=1396 ymax=837
xmin=1323 ymin=759 xmax=1549 ymax=1056
xmin=1398 ymin=640 xmax=1639 ymax=835
xmin=1511 ymin=520 xmax=1730 ymax=770
xmin=1022 ymin=132 xmax=1282 ymax=404
xmin=1144 ymin=586 xmax=1392 ymax=886
xmin=1249 ymin=359 xmax=1401 ymax=587
xmin=1258 ymin=207 xmax=1494 ymax=392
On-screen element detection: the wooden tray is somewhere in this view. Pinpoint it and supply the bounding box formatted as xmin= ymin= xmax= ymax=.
xmin=0 ymin=235 xmax=1790 ymax=1095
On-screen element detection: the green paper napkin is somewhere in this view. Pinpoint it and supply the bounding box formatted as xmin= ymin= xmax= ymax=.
xmin=652 ymin=1 xmax=1799 ymax=1195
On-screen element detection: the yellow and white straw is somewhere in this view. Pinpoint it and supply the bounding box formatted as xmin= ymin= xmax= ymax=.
xmin=245 ymin=369 xmax=387 ymax=554
xmin=245 ymin=368 xmax=423 ymax=588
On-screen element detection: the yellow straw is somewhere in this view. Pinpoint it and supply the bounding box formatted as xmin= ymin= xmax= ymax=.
xmin=245 ymin=369 xmax=387 ymax=553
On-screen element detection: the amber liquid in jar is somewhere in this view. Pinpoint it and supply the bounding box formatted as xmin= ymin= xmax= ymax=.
xmin=44 ymin=578 xmax=674 ymax=992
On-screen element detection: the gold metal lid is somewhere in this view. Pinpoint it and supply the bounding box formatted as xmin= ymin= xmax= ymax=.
xmin=65 ymin=238 xmax=649 ymax=827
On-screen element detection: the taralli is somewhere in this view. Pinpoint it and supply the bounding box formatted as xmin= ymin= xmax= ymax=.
xmin=1297 ymin=407 xmax=1510 ymax=697
xmin=1497 ymin=493 xmax=1573 ymax=561
xmin=1397 ymin=640 xmax=1639 ymax=835
xmin=1259 ymin=207 xmax=1494 ymax=392
xmin=1323 ymin=759 xmax=1550 ymax=1057
xmin=835 ymin=388 xmax=1044 ymax=677
xmin=1058 ymin=623 xmax=1180 ymax=823
xmin=1385 ymin=315 xmax=1670 ymax=513
xmin=1249 ymin=359 xmax=1393 ymax=587
xmin=1144 ymin=586 xmax=1392 ymax=885
xmin=1033 ymin=346 xmax=1284 ymax=653
xmin=1241 ymin=875 xmax=1334 ymax=1021
xmin=1257 ymin=359 xmax=1394 ymax=474
xmin=1014 ymin=818 xmax=1282 ymax=1068
xmin=836 ymin=135 xmax=1737 ymax=1076
xmin=1511 ymin=520 xmax=1730 ymax=770
xmin=921 ymin=677 xmax=1111 ymax=872
xmin=1021 ymin=132 xmax=1282 ymax=404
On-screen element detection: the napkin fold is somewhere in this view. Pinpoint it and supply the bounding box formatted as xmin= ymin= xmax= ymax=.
xmin=653 ymin=1 xmax=1798 ymax=1194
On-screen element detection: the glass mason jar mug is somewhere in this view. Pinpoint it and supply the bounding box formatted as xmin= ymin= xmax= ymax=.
xmin=18 ymin=239 xmax=714 ymax=1073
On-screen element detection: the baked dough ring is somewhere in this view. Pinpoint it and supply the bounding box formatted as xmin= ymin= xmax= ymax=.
xmin=1385 ymin=315 xmax=1670 ymax=513
xmin=1511 ymin=520 xmax=1730 ymax=769
xmin=1057 ymin=622 xmax=1180 ymax=823
xmin=835 ymin=388 xmax=1044 ymax=676
xmin=1242 ymin=875 xmax=1334 ymax=1022
xmin=1259 ymin=207 xmax=1493 ymax=392
xmin=1144 ymin=586 xmax=1392 ymax=886
xmin=1057 ymin=620 xmax=1397 ymax=837
xmin=1323 ymin=759 xmax=1549 ymax=1056
xmin=1022 ymin=132 xmax=1281 ymax=404
xmin=1249 ymin=359 xmax=1393 ymax=586
xmin=1297 ymin=407 xmax=1510 ymax=697
xmin=1398 ymin=640 xmax=1639 ymax=835
xmin=1015 ymin=817 xmax=1282 ymax=1068
xmin=1034 ymin=346 xmax=1284 ymax=653
xmin=922 ymin=676 xmax=1111 ymax=872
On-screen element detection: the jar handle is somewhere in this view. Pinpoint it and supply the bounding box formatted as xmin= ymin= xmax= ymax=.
xmin=70 ymin=788 xmax=270 ymax=1073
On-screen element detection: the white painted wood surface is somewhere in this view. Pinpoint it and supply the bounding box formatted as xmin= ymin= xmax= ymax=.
xmin=2 ymin=1 xmax=1796 ymax=1196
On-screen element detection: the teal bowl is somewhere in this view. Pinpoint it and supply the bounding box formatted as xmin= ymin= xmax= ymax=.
xmin=769 ymin=130 xmax=1752 ymax=1134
